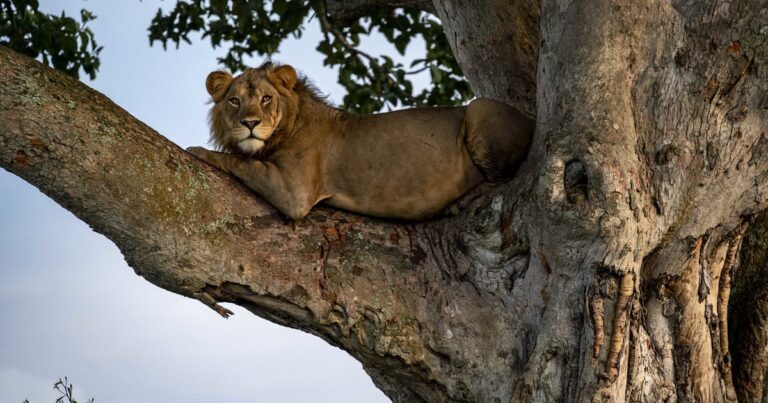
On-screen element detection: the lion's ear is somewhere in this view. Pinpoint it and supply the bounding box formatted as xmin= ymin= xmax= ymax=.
xmin=273 ymin=65 xmax=297 ymax=90
xmin=206 ymin=71 xmax=233 ymax=102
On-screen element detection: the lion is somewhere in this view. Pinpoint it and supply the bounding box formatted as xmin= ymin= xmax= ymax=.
xmin=187 ymin=62 xmax=533 ymax=221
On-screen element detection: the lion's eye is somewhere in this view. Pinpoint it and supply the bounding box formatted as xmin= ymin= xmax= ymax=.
xmin=229 ymin=97 xmax=240 ymax=107
xmin=262 ymin=95 xmax=272 ymax=104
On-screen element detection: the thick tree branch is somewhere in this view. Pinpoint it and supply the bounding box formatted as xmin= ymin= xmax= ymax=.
xmin=433 ymin=0 xmax=540 ymax=117
xmin=325 ymin=0 xmax=435 ymax=26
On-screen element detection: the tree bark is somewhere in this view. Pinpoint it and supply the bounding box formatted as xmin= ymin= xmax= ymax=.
xmin=2 ymin=0 xmax=768 ymax=401
xmin=433 ymin=0 xmax=539 ymax=118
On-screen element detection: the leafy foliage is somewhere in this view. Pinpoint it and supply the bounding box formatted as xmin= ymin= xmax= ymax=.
xmin=52 ymin=377 xmax=94 ymax=403
xmin=148 ymin=0 xmax=470 ymax=113
xmin=21 ymin=377 xmax=94 ymax=403
xmin=1 ymin=0 xmax=468 ymax=112
xmin=0 ymin=0 xmax=101 ymax=80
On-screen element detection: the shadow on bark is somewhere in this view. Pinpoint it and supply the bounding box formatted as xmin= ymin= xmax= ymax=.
xmin=731 ymin=210 xmax=768 ymax=403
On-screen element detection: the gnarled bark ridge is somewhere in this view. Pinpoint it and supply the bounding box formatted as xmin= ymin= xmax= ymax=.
xmin=2 ymin=0 xmax=768 ymax=401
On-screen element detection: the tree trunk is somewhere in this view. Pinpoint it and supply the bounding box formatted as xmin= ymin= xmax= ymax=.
xmin=2 ymin=0 xmax=768 ymax=401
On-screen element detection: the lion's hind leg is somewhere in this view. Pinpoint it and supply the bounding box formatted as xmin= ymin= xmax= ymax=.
xmin=463 ymin=99 xmax=534 ymax=182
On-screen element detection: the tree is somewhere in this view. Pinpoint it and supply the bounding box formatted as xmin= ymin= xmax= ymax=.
xmin=1 ymin=0 xmax=767 ymax=401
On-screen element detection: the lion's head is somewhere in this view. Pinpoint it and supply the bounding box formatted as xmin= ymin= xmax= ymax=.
xmin=205 ymin=63 xmax=300 ymax=155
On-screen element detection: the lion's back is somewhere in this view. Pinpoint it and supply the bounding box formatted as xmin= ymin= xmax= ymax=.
xmin=323 ymin=107 xmax=485 ymax=219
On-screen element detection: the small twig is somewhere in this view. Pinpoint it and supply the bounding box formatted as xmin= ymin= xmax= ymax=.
xmin=194 ymin=290 xmax=234 ymax=318
xmin=404 ymin=64 xmax=430 ymax=75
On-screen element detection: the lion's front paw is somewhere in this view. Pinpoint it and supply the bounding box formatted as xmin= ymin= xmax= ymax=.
xmin=186 ymin=146 xmax=209 ymax=160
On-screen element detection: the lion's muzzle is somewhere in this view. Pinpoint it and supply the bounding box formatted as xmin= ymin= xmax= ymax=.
xmin=240 ymin=119 xmax=261 ymax=130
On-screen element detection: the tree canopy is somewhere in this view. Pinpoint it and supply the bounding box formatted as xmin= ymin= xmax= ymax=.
xmin=2 ymin=0 xmax=471 ymax=113
xmin=0 ymin=0 xmax=101 ymax=79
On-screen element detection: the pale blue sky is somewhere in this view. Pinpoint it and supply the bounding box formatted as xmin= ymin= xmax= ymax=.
xmin=0 ymin=1 xmax=429 ymax=402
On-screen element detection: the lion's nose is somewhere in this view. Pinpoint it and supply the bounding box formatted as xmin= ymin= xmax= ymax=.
xmin=240 ymin=119 xmax=261 ymax=130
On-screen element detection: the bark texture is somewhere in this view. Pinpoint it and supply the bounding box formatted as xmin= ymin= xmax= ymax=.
xmin=525 ymin=0 xmax=767 ymax=401
xmin=2 ymin=0 xmax=768 ymax=401
xmin=433 ymin=0 xmax=540 ymax=117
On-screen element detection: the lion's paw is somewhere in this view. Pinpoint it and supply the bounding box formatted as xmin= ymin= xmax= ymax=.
xmin=186 ymin=146 xmax=208 ymax=159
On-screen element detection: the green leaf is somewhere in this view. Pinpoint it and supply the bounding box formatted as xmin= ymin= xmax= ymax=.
xmin=393 ymin=34 xmax=408 ymax=55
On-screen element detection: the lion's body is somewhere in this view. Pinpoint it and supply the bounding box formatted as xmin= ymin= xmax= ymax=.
xmin=188 ymin=63 xmax=533 ymax=221
xmin=321 ymin=106 xmax=483 ymax=219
